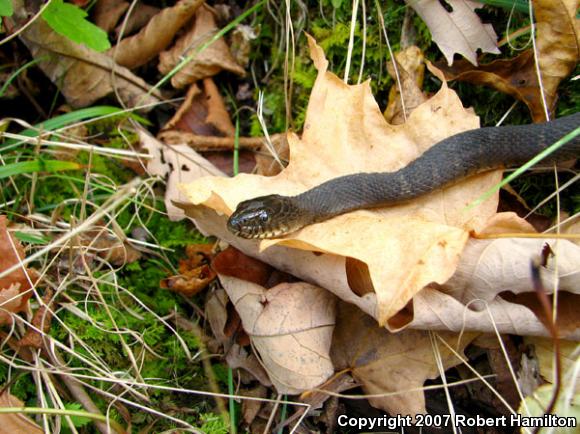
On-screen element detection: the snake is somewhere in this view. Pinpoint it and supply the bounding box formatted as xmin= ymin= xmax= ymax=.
xmin=227 ymin=113 xmax=580 ymax=239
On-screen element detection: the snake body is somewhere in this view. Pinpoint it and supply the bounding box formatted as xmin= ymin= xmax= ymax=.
xmin=228 ymin=113 xmax=580 ymax=239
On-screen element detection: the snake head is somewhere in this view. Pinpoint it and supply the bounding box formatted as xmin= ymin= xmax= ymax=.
xmin=227 ymin=194 xmax=306 ymax=239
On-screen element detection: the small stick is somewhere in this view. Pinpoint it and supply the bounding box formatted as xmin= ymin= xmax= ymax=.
xmin=157 ymin=131 xmax=284 ymax=151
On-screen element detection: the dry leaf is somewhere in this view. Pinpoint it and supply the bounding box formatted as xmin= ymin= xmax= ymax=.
xmin=254 ymin=139 xmax=289 ymax=177
xmin=0 ymin=392 xmax=43 ymax=433
xmin=161 ymin=244 xmax=216 ymax=296
xmin=180 ymin=35 xmax=503 ymax=325
xmin=11 ymin=2 xmax=160 ymax=108
xmin=332 ymin=302 xmax=474 ymax=415
xmin=404 ymin=0 xmax=499 ymax=66
xmin=109 ymin=0 xmax=204 ymax=69
xmin=212 ymin=247 xmax=273 ymax=287
xmin=205 ymin=289 xmax=272 ymax=386
xmin=94 ymin=0 xmax=129 ymax=33
xmin=229 ymin=25 xmax=257 ymax=68
xmin=443 ymin=238 xmax=580 ymax=305
xmin=17 ymin=289 xmax=54 ymax=350
xmin=241 ymin=385 xmax=267 ymax=425
xmin=0 ymin=216 xmax=34 ymax=325
xmin=216 ymin=275 xmax=336 ymax=394
xmin=383 ymin=45 xmax=427 ymax=124
xmin=114 ymin=4 xmax=160 ymax=38
xmin=436 ymin=0 xmax=579 ymax=121
xmin=79 ymin=230 xmax=141 ymax=266
xmin=158 ymin=4 xmax=246 ymax=88
xmin=140 ymin=130 xmax=225 ymax=220
xmin=162 ymin=78 xmax=235 ymax=137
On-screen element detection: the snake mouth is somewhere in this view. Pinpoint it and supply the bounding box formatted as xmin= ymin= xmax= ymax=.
xmin=227 ymin=194 xmax=302 ymax=239
xmin=227 ymin=217 xmax=291 ymax=239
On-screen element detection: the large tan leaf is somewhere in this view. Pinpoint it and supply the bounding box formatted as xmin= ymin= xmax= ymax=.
xmin=217 ymin=275 xmax=336 ymax=394
xmin=332 ymin=302 xmax=474 ymax=416
xmin=404 ymin=0 xmax=499 ymax=65
xmin=400 ymin=212 xmax=580 ymax=339
xmin=181 ymin=35 xmax=503 ymax=325
xmin=205 ymin=289 xmax=272 ymax=387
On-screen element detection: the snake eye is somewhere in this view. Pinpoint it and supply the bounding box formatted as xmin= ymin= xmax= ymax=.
xmin=259 ymin=212 xmax=269 ymax=223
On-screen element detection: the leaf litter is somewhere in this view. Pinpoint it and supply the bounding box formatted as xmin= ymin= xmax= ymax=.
xmin=169 ymin=35 xmax=580 ymax=402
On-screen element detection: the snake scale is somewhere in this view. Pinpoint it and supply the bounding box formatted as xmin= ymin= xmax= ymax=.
xmin=227 ymin=113 xmax=580 ymax=239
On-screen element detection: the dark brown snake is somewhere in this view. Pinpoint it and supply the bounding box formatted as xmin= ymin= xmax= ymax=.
xmin=227 ymin=113 xmax=580 ymax=239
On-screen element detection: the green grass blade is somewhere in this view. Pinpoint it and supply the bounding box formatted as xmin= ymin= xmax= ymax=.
xmin=14 ymin=231 xmax=51 ymax=244
xmin=0 ymin=160 xmax=82 ymax=179
xmin=0 ymin=57 xmax=45 ymax=98
xmin=228 ymin=367 xmax=237 ymax=434
xmin=474 ymin=0 xmax=529 ymax=13
xmin=3 ymin=105 xmax=148 ymax=146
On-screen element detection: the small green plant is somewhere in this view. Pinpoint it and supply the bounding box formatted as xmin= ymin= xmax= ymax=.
xmin=41 ymin=0 xmax=111 ymax=51
xmin=0 ymin=0 xmax=12 ymax=17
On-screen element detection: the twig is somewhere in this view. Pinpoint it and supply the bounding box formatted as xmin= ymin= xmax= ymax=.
xmin=157 ymin=131 xmax=284 ymax=151
xmin=530 ymin=256 xmax=561 ymax=434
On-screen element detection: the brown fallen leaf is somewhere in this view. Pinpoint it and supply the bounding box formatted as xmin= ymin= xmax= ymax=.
xmin=331 ymin=302 xmax=474 ymax=416
xmin=94 ymin=0 xmax=129 ymax=33
xmin=161 ymin=264 xmax=215 ymax=296
xmin=79 ymin=230 xmax=141 ymax=266
xmin=161 ymin=244 xmax=216 ymax=296
xmin=158 ymin=4 xmax=246 ymax=89
xmin=0 ymin=392 xmax=43 ymax=433
xmin=180 ymin=35 xmax=503 ymax=325
xmin=435 ymin=0 xmax=579 ymax=121
xmin=383 ymin=45 xmax=428 ymax=125
xmin=17 ymin=289 xmax=54 ymax=350
xmin=205 ymin=289 xmax=272 ymax=387
xmin=109 ymin=0 xmax=204 ymax=69
xmin=404 ymin=0 xmax=499 ymax=65
xmin=212 ymin=246 xmax=273 ymax=287
xmin=162 ymin=78 xmax=235 ymax=137
xmin=0 ymin=216 xmax=35 ymax=325
xmin=217 ymin=274 xmax=337 ymax=394
xmin=114 ymin=4 xmax=160 ymax=39
xmin=240 ymin=384 xmax=268 ymax=426
xmin=229 ymin=25 xmax=257 ymax=68
xmin=10 ymin=0 xmax=160 ymax=108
